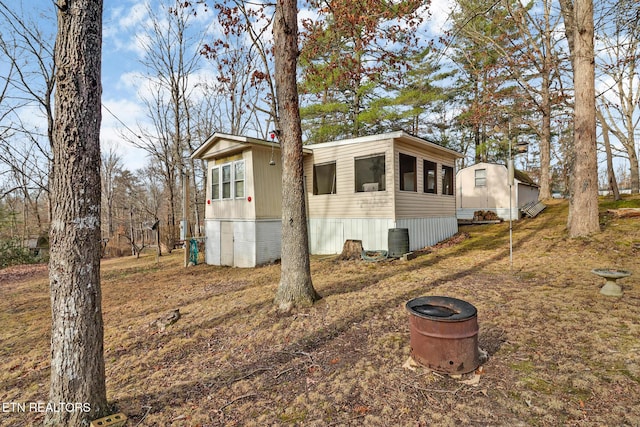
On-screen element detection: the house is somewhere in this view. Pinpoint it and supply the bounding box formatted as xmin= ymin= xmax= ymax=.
xmin=191 ymin=131 xmax=462 ymax=267
xmin=190 ymin=133 xmax=301 ymax=267
xmin=303 ymin=131 xmax=462 ymax=254
xmin=455 ymin=162 xmax=540 ymax=221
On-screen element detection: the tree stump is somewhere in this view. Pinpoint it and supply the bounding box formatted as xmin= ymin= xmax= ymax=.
xmin=338 ymin=239 xmax=364 ymax=260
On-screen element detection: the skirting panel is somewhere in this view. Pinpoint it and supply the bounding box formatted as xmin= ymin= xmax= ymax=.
xmin=395 ymin=217 xmax=458 ymax=250
xmin=204 ymin=219 xmax=281 ymax=267
xmin=308 ymin=218 xmax=394 ymax=255
xmin=308 ymin=217 xmax=456 ymax=254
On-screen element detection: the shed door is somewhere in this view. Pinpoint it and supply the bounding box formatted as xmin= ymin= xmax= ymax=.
xmin=220 ymin=221 xmax=234 ymax=266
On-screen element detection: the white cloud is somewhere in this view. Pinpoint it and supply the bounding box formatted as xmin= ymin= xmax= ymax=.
xmin=116 ymin=2 xmax=149 ymax=30
xmin=424 ymin=0 xmax=455 ymax=35
xmin=101 ymin=97 xmax=150 ymax=170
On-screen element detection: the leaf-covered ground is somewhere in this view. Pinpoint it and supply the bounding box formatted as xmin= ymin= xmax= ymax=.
xmin=1 ymin=197 xmax=640 ymax=426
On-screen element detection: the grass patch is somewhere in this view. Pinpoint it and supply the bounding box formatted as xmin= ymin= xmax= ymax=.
xmin=2 ymin=197 xmax=640 ymax=425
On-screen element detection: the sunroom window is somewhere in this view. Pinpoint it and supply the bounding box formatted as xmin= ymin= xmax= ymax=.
xmin=313 ymin=162 xmax=337 ymax=195
xmin=355 ymin=154 xmax=385 ymax=192
xmin=399 ymin=153 xmax=416 ymax=192
xmin=424 ymin=160 xmax=437 ymax=194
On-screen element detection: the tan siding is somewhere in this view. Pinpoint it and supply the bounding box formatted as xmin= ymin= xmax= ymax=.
xmin=304 ymin=139 xmax=395 ymax=219
xmin=251 ymin=147 xmax=283 ymax=219
xmin=199 ymin=139 xmax=245 ymax=159
xmin=204 ymin=149 xmax=256 ymax=220
xmin=393 ymin=141 xmax=458 ymax=219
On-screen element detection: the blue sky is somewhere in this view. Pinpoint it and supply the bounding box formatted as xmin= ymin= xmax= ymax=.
xmin=1 ymin=0 xmax=454 ymax=171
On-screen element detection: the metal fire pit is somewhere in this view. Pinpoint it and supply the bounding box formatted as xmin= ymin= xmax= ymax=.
xmin=406 ymin=296 xmax=479 ymax=374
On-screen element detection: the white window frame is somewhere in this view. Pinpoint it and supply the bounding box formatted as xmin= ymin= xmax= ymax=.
xmin=210 ymin=159 xmax=246 ymax=201
xmin=475 ymin=168 xmax=487 ymax=187
xmin=211 ymin=166 xmax=220 ymax=200
xmin=234 ymin=161 xmax=245 ymax=198
xmin=221 ymin=163 xmax=232 ymax=199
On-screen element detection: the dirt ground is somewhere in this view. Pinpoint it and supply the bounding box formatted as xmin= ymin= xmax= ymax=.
xmin=1 ymin=198 xmax=640 ymax=426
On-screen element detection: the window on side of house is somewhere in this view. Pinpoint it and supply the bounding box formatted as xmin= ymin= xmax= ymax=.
xmin=442 ymin=165 xmax=454 ymax=195
xmin=475 ymin=168 xmax=486 ymax=187
xmin=313 ymin=162 xmax=337 ymax=195
xmin=423 ymin=160 xmax=437 ymax=194
xmin=211 ymin=166 xmax=220 ymax=200
xmin=355 ymin=154 xmax=386 ymax=192
xmin=399 ymin=153 xmax=417 ymax=192
xmin=221 ymin=163 xmax=232 ymax=199
xmin=234 ymin=160 xmax=245 ymax=198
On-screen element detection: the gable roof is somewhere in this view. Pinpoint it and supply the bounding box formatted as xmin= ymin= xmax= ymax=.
xmin=514 ymin=169 xmax=537 ymax=186
xmin=191 ymin=132 xmax=313 ymax=160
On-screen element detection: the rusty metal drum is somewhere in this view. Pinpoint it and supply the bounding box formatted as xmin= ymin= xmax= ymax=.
xmin=406 ymin=296 xmax=480 ymax=374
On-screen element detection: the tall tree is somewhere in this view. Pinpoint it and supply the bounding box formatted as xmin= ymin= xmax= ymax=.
xmin=47 ymin=0 xmax=107 ymax=424
xmin=199 ymin=0 xmax=278 ymax=134
xmin=502 ymin=0 xmax=567 ymax=200
xmin=0 ymin=1 xmax=55 ymax=226
xmin=385 ymin=48 xmax=455 ymax=138
xmin=299 ymin=0 xmax=425 ymax=142
xmin=597 ymin=108 xmax=621 ymax=200
xmin=101 ymin=146 xmax=123 ymax=239
xmin=559 ymin=0 xmax=600 ymax=236
xmin=273 ymin=0 xmax=320 ymax=311
xmin=595 ymin=0 xmax=640 ymax=194
xmin=128 ymin=0 xmax=203 ymax=250
xmin=448 ymin=0 xmax=526 ymax=163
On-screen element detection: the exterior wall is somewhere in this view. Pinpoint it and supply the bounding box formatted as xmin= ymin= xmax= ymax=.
xmin=456 ymin=163 xmax=511 ymax=212
xmin=204 ymin=219 xmax=221 ymax=265
xmin=255 ymin=220 xmax=282 ymax=265
xmin=308 ymin=217 xmax=394 ymax=254
xmin=204 ymin=218 xmax=281 ymax=267
xmin=456 ymin=163 xmax=539 ymax=221
xmin=304 ymin=139 xmax=395 ymax=219
xmin=233 ymin=220 xmax=257 ymax=267
xmin=251 ymin=147 xmax=285 ymax=219
xmin=205 ymin=149 xmax=256 ymax=221
xmin=393 ymin=140 xmax=457 ymax=219
xmin=517 ymin=183 xmax=539 ymax=207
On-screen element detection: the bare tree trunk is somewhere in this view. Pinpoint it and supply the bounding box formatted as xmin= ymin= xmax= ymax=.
xmin=47 ymin=0 xmax=108 ymax=424
xmin=539 ymin=62 xmax=552 ymax=201
xmin=597 ymin=108 xmax=621 ymax=200
xmin=273 ymin=0 xmax=320 ymax=311
xmin=560 ymin=0 xmax=600 ymax=236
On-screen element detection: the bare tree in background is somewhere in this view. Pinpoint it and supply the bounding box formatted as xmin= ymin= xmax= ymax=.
xmin=47 ymin=0 xmax=108 ymax=424
xmin=0 ymin=1 xmax=55 ymax=233
xmin=273 ymin=0 xmax=320 ymax=311
xmin=596 ymin=2 xmax=640 ymax=194
xmin=597 ymin=108 xmax=621 ymax=200
xmin=559 ymin=0 xmax=600 ymax=236
xmin=201 ymin=0 xmax=279 ymax=130
xmin=101 ymin=146 xmax=123 ymax=238
xmin=127 ymin=0 xmax=203 ymax=250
